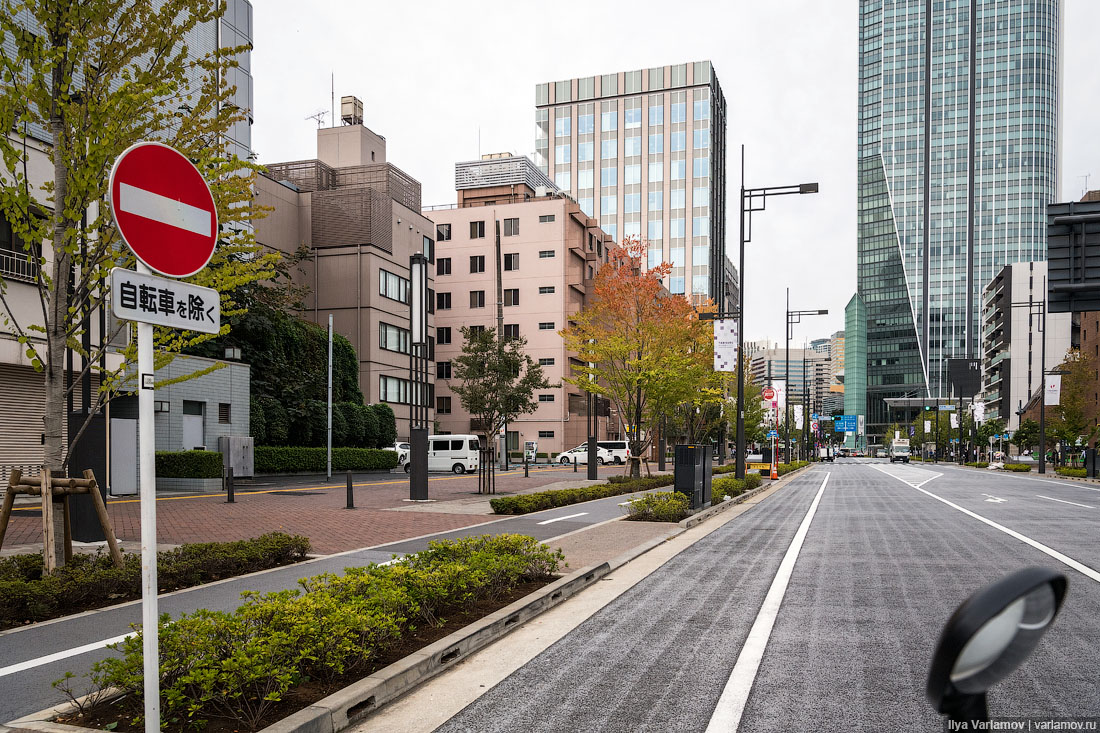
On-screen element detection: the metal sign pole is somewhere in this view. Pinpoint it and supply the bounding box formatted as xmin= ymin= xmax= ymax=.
xmin=136 ymin=262 xmax=160 ymax=733
xmin=327 ymin=314 xmax=332 ymax=480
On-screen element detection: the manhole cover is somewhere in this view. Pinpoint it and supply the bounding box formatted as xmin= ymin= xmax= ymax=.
xmin=270 ymin=491 xmax=325 ymax=496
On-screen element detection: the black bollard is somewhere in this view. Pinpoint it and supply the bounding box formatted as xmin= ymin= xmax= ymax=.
xmin=346 ymin=470 xmax=354 ymax=509
xmin=573 ymin=457 xmax=577 ymax=472
xmin=524 ymin=455 xmax=529 ymax=478
xmin=225 ymin=466 xmax=235 ymax=504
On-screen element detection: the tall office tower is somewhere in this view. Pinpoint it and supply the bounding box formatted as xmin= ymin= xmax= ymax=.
xmin=857 ymin=0 xmax=1061 ymax=442
xmin=536 ymin=62 xmax=731 ymax=309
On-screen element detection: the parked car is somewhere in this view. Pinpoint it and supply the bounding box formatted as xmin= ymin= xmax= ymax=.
xmin=385 ymin=441 xmax=410 ymax=466
xmin=597 ymin=441 xmax=631 ymax=465
xmin=559 ymin=444 xmax=612 ymax=465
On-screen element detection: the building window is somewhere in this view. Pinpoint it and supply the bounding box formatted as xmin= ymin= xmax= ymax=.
xmin=503 ymin=323 xmax=520 ymax=341
xmin=437 ymin=361 xmax=452 ymax=379
xmin=671 ymin=130 xmax=686 ymax=152
xmin=379 ymin=269 xmax=410 ymax=304
xmin=539 ymin=322 xmax=555 ymax=330
xmin=624 ymin=164 xmax=641 ymax=185
xmin=503 ymin=217 xmax=520 ymax=236
xmin=504 ymin=253 xmax=519 ymax=271
xmin=504 ymin=288 xmax=520 ymax=306
xmin=470 ymin=255 xmax=485 ymax=273
xmin=671 ymin=160 xmax=686 ymax=180
xmin=470 ymin=221 xmax=485 ymax=239
xmin=437 ymin=257 xmax=451 ymax=276
xmin=437 ymin=396 xmax=452 ymax=415
xmin=539 ymin=250 xmax=556 ymax=258
xmin=538 ymin=394 xmax=555 ymax=402
xmin=625 ymin=136 xmax=641 ymax=157
xmin=649 ymin=191 xmax=663 ymax=212
xmin=380 ymin=375 xmax=410 ymax=404
xmin=539 ymin=214 xmax=555 ymax=223
xmin=437 ymin=292 xmax=451 ymax=310
xmin=671 ymin=190 xmax=686 ymax=209
xmin=648 ymin=134 xmax=663 ymax=154
xmin=555 ymin=145 xmax=570 ymax=165
xmin=469 ymin=325 xmax=486 ymax=336
xmin=693 ymin=129 xmax=710 ymax=149
xmin=470 ymin=290 xmax=485 ymax=308
xmin=0 ymin=214 xmax=41 ymax=282
xmin=218 ymin=403 xmax=231 ymax=424
xmin=437 ymin=223 xmax=452 ymax=241
xmin=437 ymin=326 xmax=452 ymax=345
xmin=600 ymin=139 xmax=616 ymax=159
xmin=380 ymin=322 xmax=411 ymax=354
xmin=601 ymin=110 xmax=617 ymax=131
xmin=154 ymin=400 xmax=170 ymax=412
xmin=539 ymin=286 xmax=555 ymax=294
xmin=423 ymin=236 xmax=434 ymax=263
xmin=538 ymin=430 xmax=555 ymax=439
xmin=538 ymin=357 xmax=555 ymax=366
xmin=555 ymin=171 xmax=571 ymax=190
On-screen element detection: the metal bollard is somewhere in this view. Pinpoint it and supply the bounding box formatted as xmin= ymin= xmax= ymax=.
xmin=524 ymin=456 xmax=529 ymax=478
xmin=346 ymin=470 xmax=354 ymax=509
xmin=573 ymin=457 xmax=577 ymax=472
xmin=225 ymin=466 xmax=235 ymax=504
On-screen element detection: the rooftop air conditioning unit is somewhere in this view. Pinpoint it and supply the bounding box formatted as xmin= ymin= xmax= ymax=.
xmin=535 ymin=185 xmax=549 ymax=197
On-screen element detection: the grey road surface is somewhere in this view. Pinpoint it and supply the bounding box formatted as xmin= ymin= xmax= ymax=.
xmin=0 ymin=489 xmax=649 ymax=722
xmin=437 ymin=462 xmax=1100 ymax=732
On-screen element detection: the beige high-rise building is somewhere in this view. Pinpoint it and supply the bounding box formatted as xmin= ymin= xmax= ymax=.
xmin=255 ymin=101 xmax=435 ymax=439
xmin=535 ymin=61 xmax=733 ymax=310
xmin=424 ymin=155 xmax=612 ymax=455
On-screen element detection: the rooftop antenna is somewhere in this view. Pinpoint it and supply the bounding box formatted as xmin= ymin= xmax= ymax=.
xmin=305 ymin=109 xmax=327 ymax=128
xmin=331 ymin=73 xmax=335 ymax=128
xmin=1081 ymin=173 xmax=1092 ymax=197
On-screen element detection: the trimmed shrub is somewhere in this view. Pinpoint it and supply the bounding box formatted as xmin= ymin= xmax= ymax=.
xmin=250 ymin=396 xmax=266 ymax=445
xmin=371 ymin=403 xmax=397 ymax=448
xmin=262 ymin=397 xmax=290 ymax=445
xmin=361 ymin=404 xmax=380 ymax=448
xmin=331 ymin=403 xmax=350 ymax=447
xmin=343 ymin=403 xmax=368 ymax=448
xmin=155 ymin=450 xmax=223 ymax=479
xmin=68 ymin=535 xmax=561 ymax=730
xmin=625 ymin=491 xmax=690 ymax=522
xmin=711 ymin=473 xmax=763 ymax=501
xmin=1056 ymin=467 xmax=1087 ymax=478
xmin=254 ymin=446 xmax=398 ymax=474
xmin=0 ymin=533 xmax=310 ymax=629
xmin=489 ymin=475 xmax=674 ymax=515
xmin=964 ymin=461 xmax=990 ymax=468
xmin=1003 ymin=463 xmax=1033 ymax=472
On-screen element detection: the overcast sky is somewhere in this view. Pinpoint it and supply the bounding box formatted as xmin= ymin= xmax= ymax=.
xmin=253 ymin=0 xmax=1100 ymax=346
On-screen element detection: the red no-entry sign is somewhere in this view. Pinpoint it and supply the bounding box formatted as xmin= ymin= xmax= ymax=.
xmin=761 ymin=387 xmax=776 ymax=401
xmin=109 ymin=141 xmax=218 ymax=278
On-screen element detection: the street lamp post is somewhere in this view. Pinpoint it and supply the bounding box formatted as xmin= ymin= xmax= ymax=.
xmin=735 ymin=145 xmax=818 ymax=479
xmin=784 ymin=289 xmax=827 ymax=463
xmin=1007 ymin=286 xmax=1050 ymax=474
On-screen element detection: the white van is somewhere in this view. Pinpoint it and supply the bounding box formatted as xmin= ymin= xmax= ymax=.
xmin=404 ymin=434 xmax=481 ymax=474
xmin=597 ymin=441 xmax=631 ymax=465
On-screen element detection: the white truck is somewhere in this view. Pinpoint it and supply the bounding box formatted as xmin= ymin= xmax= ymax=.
xmin=889 ymin=438 xmax=911 ymax=463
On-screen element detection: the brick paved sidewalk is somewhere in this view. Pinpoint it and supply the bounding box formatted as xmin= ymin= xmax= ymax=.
xmin=0 ymin=463 xmax=630 ymax=555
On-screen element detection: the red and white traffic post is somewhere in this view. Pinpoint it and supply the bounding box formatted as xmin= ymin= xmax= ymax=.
xmin=109 ymin=142 xmax=220 ymax=733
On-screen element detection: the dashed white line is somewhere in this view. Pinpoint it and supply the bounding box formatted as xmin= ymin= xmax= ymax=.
xmin=1036 ymin=495 xmax=1094 ymax=509
xmin=536 ymin=512 xmax=588 ymax=525
xmin=705 ymin=472 xmax=830 ymax=733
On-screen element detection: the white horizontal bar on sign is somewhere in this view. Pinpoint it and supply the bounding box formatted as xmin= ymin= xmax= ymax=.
xmin=119 ymin=183 xmax=211 ymax=237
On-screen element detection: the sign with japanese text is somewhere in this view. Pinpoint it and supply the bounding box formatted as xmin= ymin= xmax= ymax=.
xmin=110 ymin=268 xmax=220 ymax=334
xmin=1044 ymin=375 xmax=1062 ymax=406
xmin=713 ymin=319 xmax=739 ymax=372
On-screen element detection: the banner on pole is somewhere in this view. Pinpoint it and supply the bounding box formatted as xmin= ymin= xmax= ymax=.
xmin=793 ymin=405 xmax=803 ymax=429
xmin=924 ymin=420 xmax=932 ymax=433
xmin=950 ymin=413 xmax=959 ymax=429
xmin=713 ymin=319 xmax=738 ymax=372
xmin=1044 ymin=375 xmax=1062 ymax=406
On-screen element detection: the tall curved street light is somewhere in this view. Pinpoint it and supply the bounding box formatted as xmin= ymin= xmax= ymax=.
xmin=733 ymin=145 xmax=818 ymax=479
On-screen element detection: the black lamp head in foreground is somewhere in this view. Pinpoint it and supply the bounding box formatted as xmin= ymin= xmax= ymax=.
xmin=927 ymin=567 xmax=1067 ymax=724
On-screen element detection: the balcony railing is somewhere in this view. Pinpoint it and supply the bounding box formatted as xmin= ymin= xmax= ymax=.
xmin=0 ymin=249 xmax=39 ymax=283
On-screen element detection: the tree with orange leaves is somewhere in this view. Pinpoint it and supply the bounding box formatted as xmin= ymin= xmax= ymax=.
xmin=561 ymin=238 xmax=711 ymax=477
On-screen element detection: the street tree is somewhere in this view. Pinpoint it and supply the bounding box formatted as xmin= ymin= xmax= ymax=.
xmin=0 ymin=0 xmax=276 ymax=476
xmin=1013 ymin=419 xmax=1040 ymax=455
xmin=561 ymin=238 xmax=701 ymax=477
xmin=738 ymin=371 xmax=769 ymax=448
xmin=1048 ymin=348 xmax=1097 ymax=449
xmin=450 ymin=326 xmax=553 ymax=467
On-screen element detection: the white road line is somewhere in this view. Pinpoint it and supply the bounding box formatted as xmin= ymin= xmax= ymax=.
xmin=1036 ymin=495 xmax=1094 ymax=509
xmin=982 ymin=494 xmax=1007 ymax=503
xmin=0 ymin=633 xmax=131 ymax=678
xmin=706 ymin=472 xmax=830 ymax=733
xmin=119 ymin=182 xmax=211 ymax=236
xmin=937 ymin=464 xmax=1100 ymax=493
xmin=536 ymin=512 xmax=588 ymax=525
xmin=871 ymin=466 xmax=1100 ymax=584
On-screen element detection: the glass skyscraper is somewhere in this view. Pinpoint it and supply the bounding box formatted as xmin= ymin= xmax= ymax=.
xmin=857 ymin=0 xmax=1061 ymax=440
xmin=535 ymin=62 xmax=731 ymax=310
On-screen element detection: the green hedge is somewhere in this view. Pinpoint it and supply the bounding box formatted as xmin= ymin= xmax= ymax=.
xmin=712 ymin=473 xmax=763 ymax=501
xmin=489 ymin=475 xmax=674 ymax=515
xmin=254 ymin=446 xmax=398 ymax=473
xmin=624 ymin=491 xmax=690 ymax=522
xmin=1003 ymin=463 xmax=1033 ymax=472
xmin=1056 ymin=467 xmax=1087 ymax=478
xmin=155 ymin=451 xmax=223 ymax=479
xmin=965 ymin=462 xmax=990 ymax=468
xmin=64 ymin=535 xmax=561 ymax=730
xmin=0 ymin=533 xmax=310 ymax=629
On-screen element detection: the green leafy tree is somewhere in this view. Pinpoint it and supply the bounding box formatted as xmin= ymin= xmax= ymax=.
xmin=1048 ymin=349 xmax=1097 ymax=449
xmin=1013 ymin=419 xmax=1039 ymax=455
xmin=0 ymin=0 xmax=276 ymax=475
xmin=451 ymin=327 xmax=553 ymax=477
xmin=739 ymin=373 xmax=769 ymax=448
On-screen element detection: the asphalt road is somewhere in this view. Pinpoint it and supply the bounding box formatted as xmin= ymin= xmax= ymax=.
xmin=435 ymin=461 xmax=1100 ymax=732
xmin=0 ymin=487 xmax=650 ymax=722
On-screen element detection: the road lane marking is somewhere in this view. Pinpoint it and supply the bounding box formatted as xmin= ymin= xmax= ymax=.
xmin=536 ymin=512 xmax=588 ymax=525
xmin=119 ymin=182 xmax=211 ymax=236
xmin=983 ymin=494 xmax=1007 ymax=503
xmin=934 ymin=464 xmax=1100 ymax=493
xmin=870 ymin=466 xmax=1100 ymax=584
xmin=0 ymin=633 xmax=132 ymax=678
xmin=1036 ymin=495 xmax=1094 ymax=509
xmin=706 ymin=472 xmax=830 ymax=733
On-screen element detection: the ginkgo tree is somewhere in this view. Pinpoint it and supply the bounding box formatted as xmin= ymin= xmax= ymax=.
xmin=562 ymin=238 xmax=710 ymax=477
xmin=0 ymin=0 xmax=276 ymax=476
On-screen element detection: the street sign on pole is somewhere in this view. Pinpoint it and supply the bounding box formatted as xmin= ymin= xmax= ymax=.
xmin=108 ymin=141 xmax=219 ymax=733
xmin=713 ymin=318 xmax=738 ymax=372
xmin=761 ymin=386 xmax=776 ymax=401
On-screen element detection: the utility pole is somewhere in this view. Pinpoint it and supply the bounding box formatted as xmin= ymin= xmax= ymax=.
xmin=495 ymin=217 xmax=508 ymax=471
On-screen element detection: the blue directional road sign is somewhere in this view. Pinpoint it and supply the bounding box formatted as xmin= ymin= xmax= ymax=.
xmin=767 ymin=430 xmax=778 ymax=439
xmin=811 ymin=413 xmax=819 ymax=420
xmin=834 ymin=415 xmax=858 ymax=432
